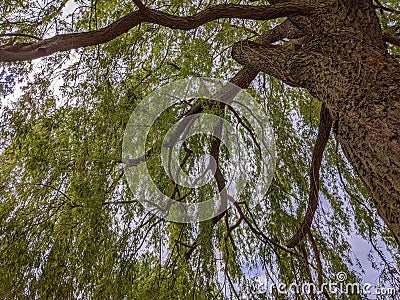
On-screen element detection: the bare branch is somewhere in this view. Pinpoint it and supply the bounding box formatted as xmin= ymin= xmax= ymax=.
xmin=0 ymin=2 xmax=331 ymax=62
xmin=286 ymin=103 xmax=332 ymax=248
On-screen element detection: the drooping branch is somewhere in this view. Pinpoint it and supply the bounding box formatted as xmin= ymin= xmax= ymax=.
xmin=298 ymin=244 xmax=316 ymax=299
xmin=286 ymin=103 xmax=332 ymax=248
xmin=210 ymin=108 xmax=230 ymax=225
xmin=233 ymin=201 xmax=299 ymax=256
xmin=308 ymin=231 xmax=332 ymax=299
xmin=0 ymin=2 xmax=332 ymax=62
xmin=231 ymin=20 xmax=333 ymax=249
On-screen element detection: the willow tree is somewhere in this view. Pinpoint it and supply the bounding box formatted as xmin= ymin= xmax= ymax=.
xmin=0 ymin=0 xmax=399 ymax=299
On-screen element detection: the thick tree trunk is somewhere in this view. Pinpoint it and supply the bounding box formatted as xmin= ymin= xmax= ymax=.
xmin=331 ymin=50 xmax=400 ymax=244
xmin=232 ymin=0 xmax=400 ymax=244
xmin=317 ymin=44 xmax=400 ymax=245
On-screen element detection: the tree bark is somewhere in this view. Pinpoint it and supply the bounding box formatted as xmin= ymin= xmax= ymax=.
xmin=232 ymin=0 xmax=400 ymax=244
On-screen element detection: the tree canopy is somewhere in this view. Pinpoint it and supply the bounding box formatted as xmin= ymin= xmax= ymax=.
xmin=1 ymin=0 xmax=400 ymax=299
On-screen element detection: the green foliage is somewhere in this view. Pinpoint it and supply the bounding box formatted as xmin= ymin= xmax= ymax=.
xmin=1 ymin=0 xmax=400 ymax=299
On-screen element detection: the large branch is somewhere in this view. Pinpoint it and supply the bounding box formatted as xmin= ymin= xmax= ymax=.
xmin=232 ymin=39 xmax=304 ymax=87
xmin=286 ymin=103 xmax=332 ymax=248
xmin=228 ymin=19 xmax=304 ymax=89
xmin=0 ymin=2 xmax=332 ymax=62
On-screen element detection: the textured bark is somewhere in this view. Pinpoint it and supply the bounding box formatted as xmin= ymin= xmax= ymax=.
xmin=233 ymin=0 xmax=400 ymax=244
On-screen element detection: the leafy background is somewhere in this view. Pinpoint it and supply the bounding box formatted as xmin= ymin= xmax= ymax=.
xmin=1 ymin=0 xmax=400 ymax=298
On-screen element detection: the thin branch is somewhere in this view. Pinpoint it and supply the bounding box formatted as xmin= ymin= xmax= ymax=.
xmin=122 ymin=147 xmax=154 ymax=167
xmin=228 ymin=216 xmax=243 ymax=233
xmin=233 ymin=201 xmax=299 ymax=256
xmin=211 ymin=117 xmax=230 ymax=225
xmin=373 ymin=0 xmax=400 ymax=15
xmin=225 ymin=271 xmax=241 ymax=299
xmin=169 ymin=142 xmax=193 ymax=200
xmin=227 ymin=104 xmax=262 ymax=155
xmin=162 ymin=224 xmax=186 ymax=274
xmin=308 ymin=231 xmax=332 ymax=300
xmin=102 ymin=200 xmax=137 ymax=205
xmin=225 ymin=213 xmax=239 ymax=251
xmin=286 ymin=103 xmax=332 ymax=248
xmin=184 ymin=240 xmax=199 ymax=259
xmin=33 ymin=183 xmax=73 ymax=203
xmin=0 ymin=2 xmax=331 ymax=62
xmin=298 ymin=243 xmax=317 ymax=300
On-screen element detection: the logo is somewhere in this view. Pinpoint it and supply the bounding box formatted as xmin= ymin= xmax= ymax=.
xmin=122 ymin=77 xmax=276 ymax=223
